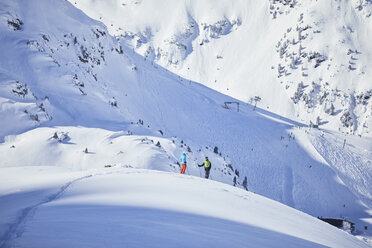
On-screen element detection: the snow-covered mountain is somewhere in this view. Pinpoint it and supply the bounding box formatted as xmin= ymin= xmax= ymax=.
xmin=0 ymin=0 xmax=372 ymax=247
xmin=72 ymin=0 xmax=372 ymax=136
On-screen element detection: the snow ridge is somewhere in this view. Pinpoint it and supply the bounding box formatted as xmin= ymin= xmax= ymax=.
xmin=0 ymin=174 xmax=92 ymax=248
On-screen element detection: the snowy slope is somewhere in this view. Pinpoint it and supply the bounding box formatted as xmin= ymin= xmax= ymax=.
xmin=0 ymin=167 xmax=370 ymax=248
xmin=71 ymin=0 xmax=372 ymax=136
xmin=0 ymin=0 xmax=372 ymax=246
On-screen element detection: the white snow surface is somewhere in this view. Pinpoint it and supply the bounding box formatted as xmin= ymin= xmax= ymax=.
xmin=72 ymin=0 xmax=372 ymax=136
xmin=0 ymin=167 xmax=370 ymax=248
xmin=0 ymin=0 xmax=372 ymax=247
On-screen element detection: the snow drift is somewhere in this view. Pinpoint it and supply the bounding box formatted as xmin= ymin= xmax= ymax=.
xmin=1 ymin=167 xmax=370 ymax=248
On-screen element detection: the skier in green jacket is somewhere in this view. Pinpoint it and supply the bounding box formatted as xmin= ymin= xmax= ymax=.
xmin=198 ymin=157 xmax=212 ymax=179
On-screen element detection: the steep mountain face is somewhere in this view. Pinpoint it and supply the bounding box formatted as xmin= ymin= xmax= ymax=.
xmin=71 ymin=0 xmax=372 ymax=136
xmin=0 ymin=0 xmax=131 ymax=137
xmin=0 ymin=0 xmax=372 ymax=243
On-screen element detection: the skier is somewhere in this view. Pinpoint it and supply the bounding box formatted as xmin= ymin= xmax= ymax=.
xmin=180 ymin=152 xmax=187 ymax=174
xmin=198 ymin=157 xmax=212 ymax=179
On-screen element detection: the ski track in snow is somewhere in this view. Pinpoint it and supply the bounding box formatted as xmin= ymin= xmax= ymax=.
xmin=0 ymin=169 xmax=166 ymax=248
xmin=0 ymin=174 xmax=93 ymax=248
xmin=1 ymin=0 xmax=372 ymax=245
xmin=7 ymin=169 xmax=371 ymax=248
xmin=310 ymin=132 xmax=372 ymax=209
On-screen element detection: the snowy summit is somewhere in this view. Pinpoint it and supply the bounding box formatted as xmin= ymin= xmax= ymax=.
xmin=0 ymin=0 xmax=371 ymax=247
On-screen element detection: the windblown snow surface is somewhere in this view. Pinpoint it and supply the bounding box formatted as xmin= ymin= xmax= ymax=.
xmin=0 ymin=0 xmax=371 ymax=247
xmin=0 ymin=167 xmax=370 ymax=248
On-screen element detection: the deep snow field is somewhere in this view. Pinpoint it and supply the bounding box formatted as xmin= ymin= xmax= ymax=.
xmin=0 ymin=0 xmax=372 ymax=247
xmin=0 ymin=167 xmax=370 ymax=248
